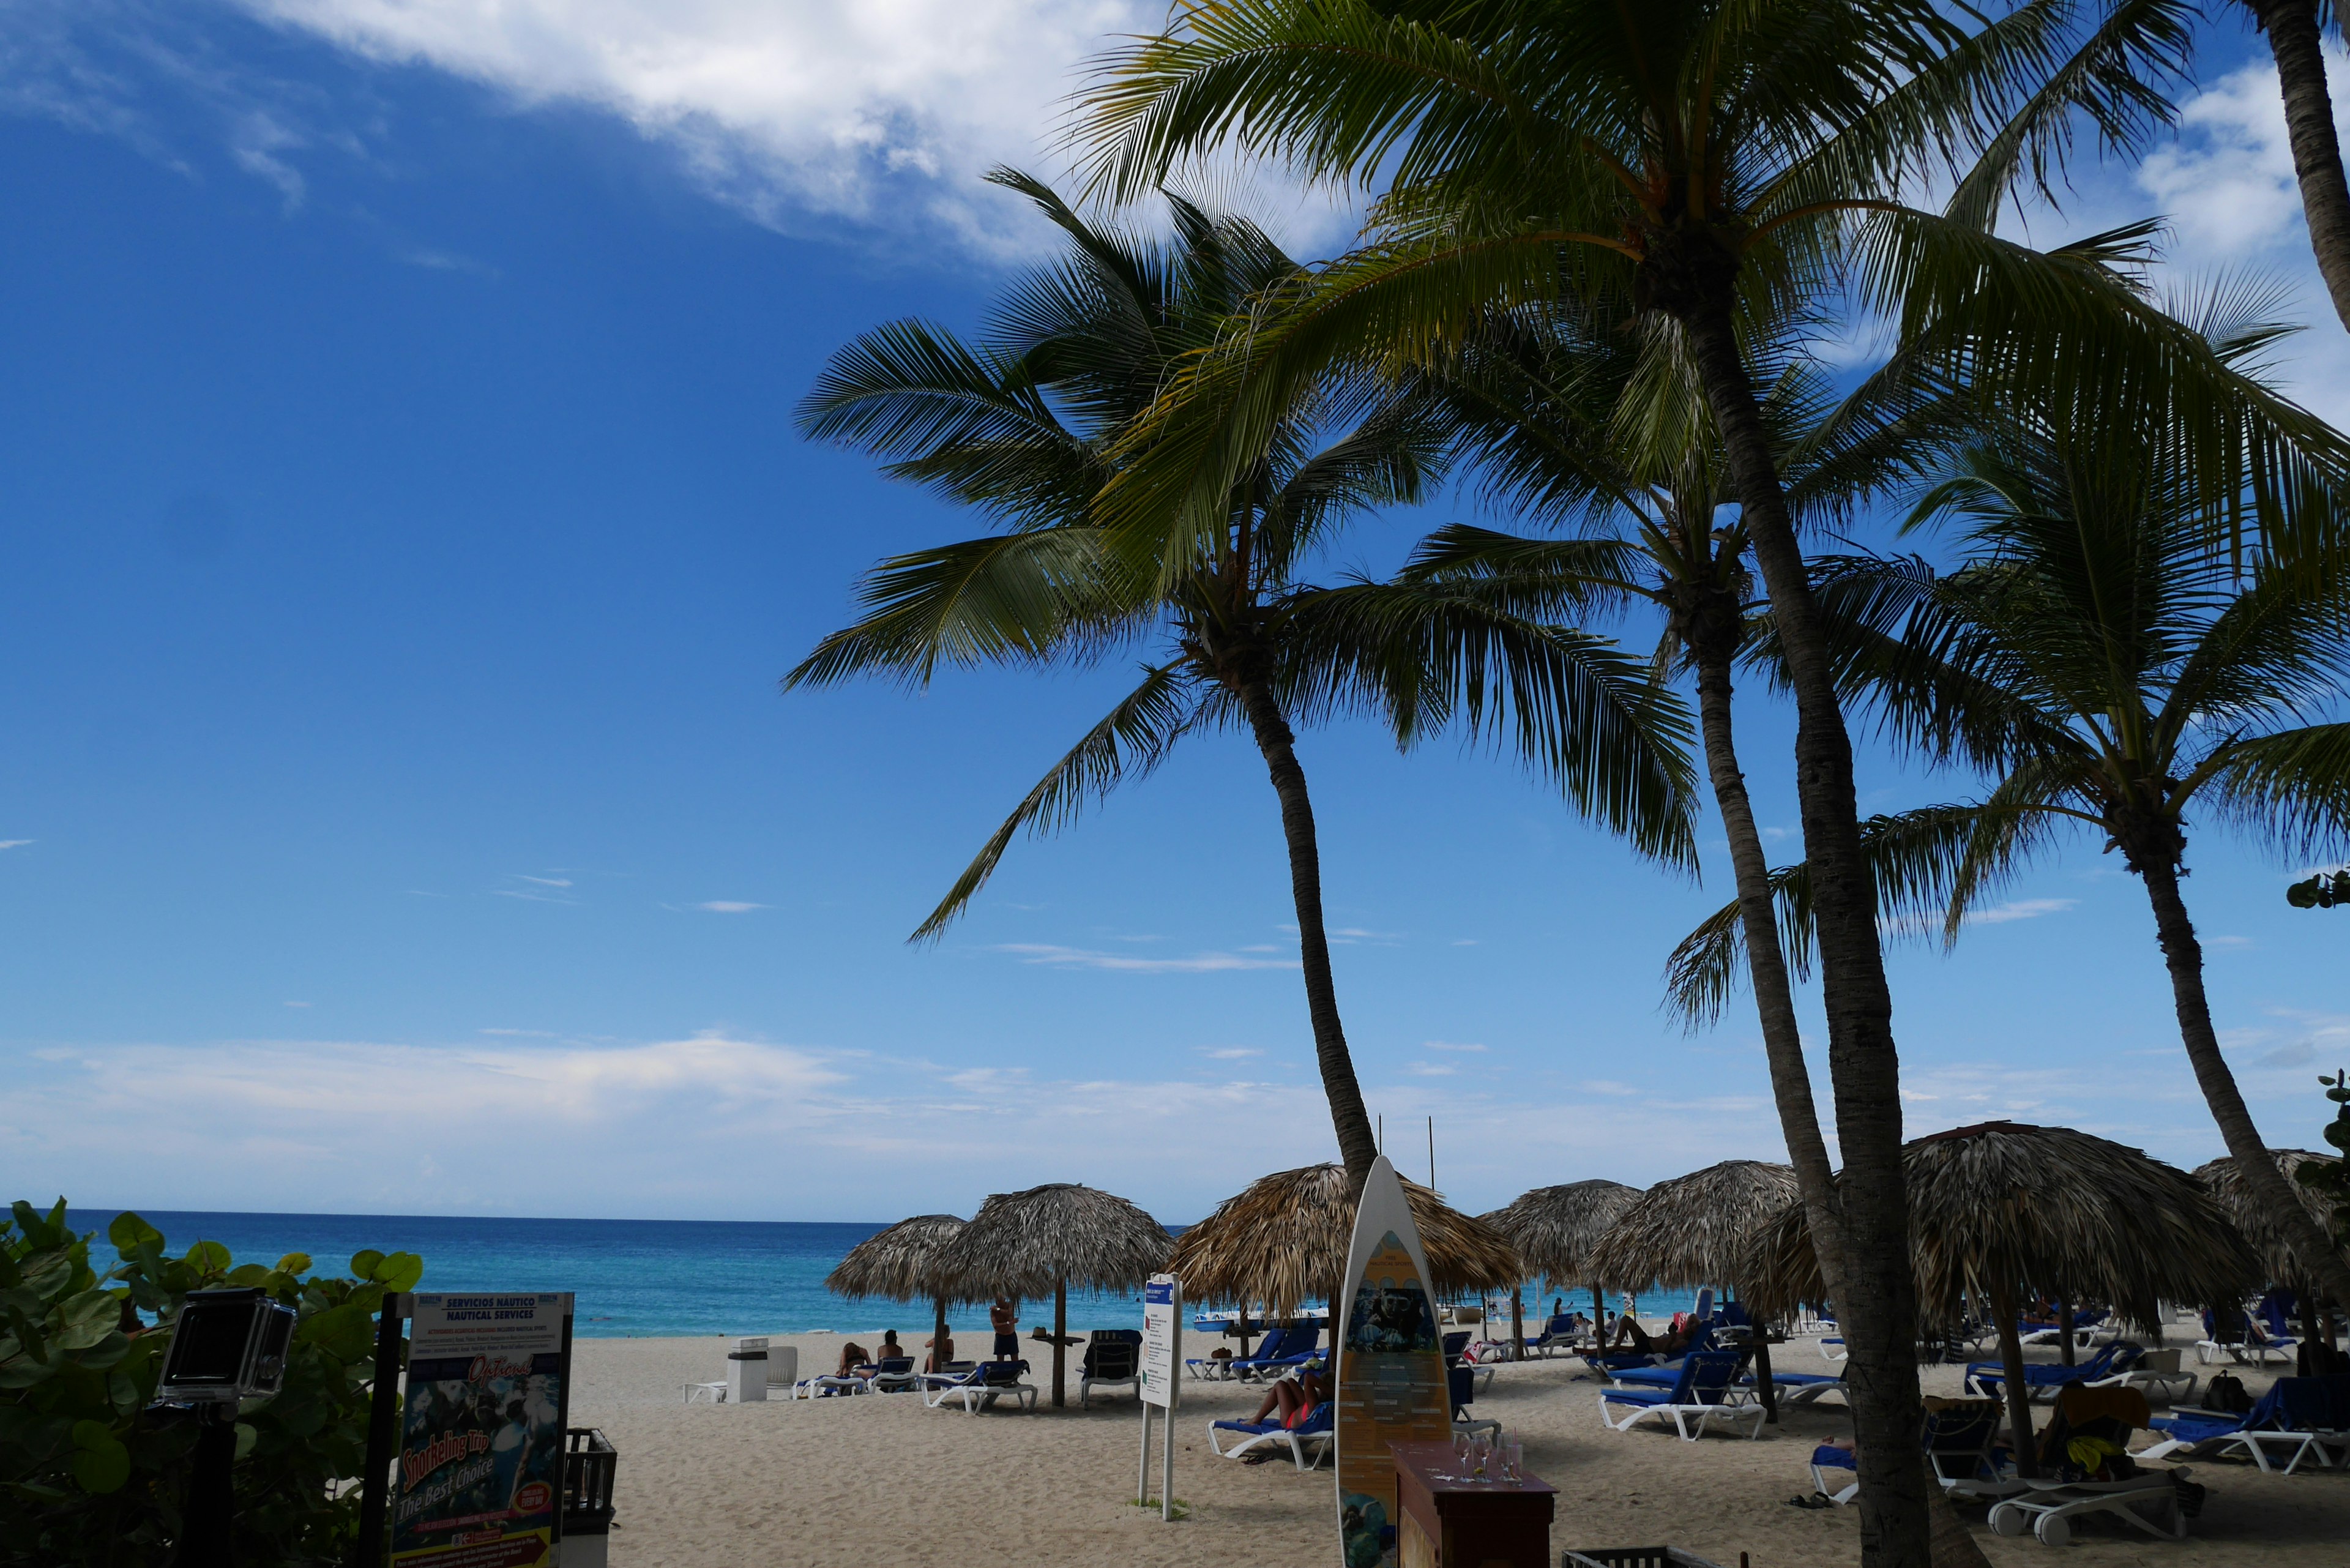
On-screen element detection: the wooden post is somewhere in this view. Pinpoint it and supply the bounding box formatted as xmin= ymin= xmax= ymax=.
xmin=2057 ymin=1298 xmax=2076 ymax=1367
xmin=1990 ymin=1281 xmax=2037 ymax=1477
xmin=1510 ymin=1290 xmax=1525 ymax=1362
xmin=1052 ymin=1279 xmax=1068 ymax=1408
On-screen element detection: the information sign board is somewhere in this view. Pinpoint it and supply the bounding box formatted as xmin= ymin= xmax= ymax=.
xmin=392 ymin=1292 xmax=573 ymax=1568
xmin=1141 ymin=1275 xmax=1180 ymax=1410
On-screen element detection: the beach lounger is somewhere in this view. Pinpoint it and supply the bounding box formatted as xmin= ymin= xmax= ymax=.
xmin=1608 ymin=1344 xmax=1751 ymax=1394
xmin=683 ymin=1379 xmax=728 ymax=1404
xmin=2139 ymin=1374 xmax=2350 ymax=1474
xmin=1818 ymin=1335 xmax=1848 ymax=1364
xmin=1985 ymin=1386 xmax=2184 ymax=1547
xmin=865 ymin=1356 xmax=919 ymax=1394
xmin=789 ymin=1372 xmax=869 ymax=1398
xmin=1449 ymin=1364 xmax=1500 ymax=1443
xmin=919 ymin=1358 xmax=1036 ymax=1414
xmin=1808 ymin=1397 xmax=2012 ymax=1505
xmin=1226 ymin=1323 xmax=1322 ymax=1383
xmin=2020 ymin=1307 xmax=2111 ymax=1350
xmin=1597 ymin=1351 xmax=1761 ymax=1441
xmin=1208 ymin=1399 xmax=1334 ymax=1470
xmin=1964 ymin=1341 xmax=2142 ymax=1402
xmin=1185 ymin=1319 xmax=1280 ymax=1381
xmin=2194 ymin=1305 xmax=2288 ymax=1366
xmin=1526 ymin=1312 xmax=1586 ymax=1358
xmin=1758 ymin=1367 xmax=1847 ymax=1409
xmin=1080 ymin=1330 xmax=1143 ymax=1408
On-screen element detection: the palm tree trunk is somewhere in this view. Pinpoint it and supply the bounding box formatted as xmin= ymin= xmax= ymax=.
xmin=1687 ymin=615 xmax=1852 ymax=1297
xmin=1679 ymin=301 xmax=1929 ymax=1568
xmin=2138 ymin=855 xmax=2350 ymax=1305
xmin=2246 ymin=0 xmax=2350 ymax=330
xmin=1233 ymin=672 xmax=1380 ymax=1184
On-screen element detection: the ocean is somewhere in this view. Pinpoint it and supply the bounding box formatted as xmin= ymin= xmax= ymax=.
xmin=63 ymin=1209 xmax=1702 ymax=1338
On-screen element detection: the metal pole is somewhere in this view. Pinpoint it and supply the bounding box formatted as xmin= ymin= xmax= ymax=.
xmin=353 ymin=1293 xmax=406 ymax=1568
xmin=1162 ymin=1279 xmax=1179 ymax=1522
xmin=1137 ymin=1401 xmax=1152 ymax=1506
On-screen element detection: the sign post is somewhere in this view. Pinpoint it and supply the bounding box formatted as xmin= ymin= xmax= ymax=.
xmin=391 ymin=1292 xmax=575 ymax=1568
xmin=1139 ymin=1274 xmax=1180 ymax=1521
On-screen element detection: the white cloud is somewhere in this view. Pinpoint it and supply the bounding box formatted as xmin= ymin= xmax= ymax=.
xmin=2136 ymin=46 xmax=2350 ymax=263
xmin=1408 ymin=1063 xmax=1457 ymax=1077
xmin=518 ymin=875 xmax=574 ymax=888
xmin=1965 ymin=897 xmax=2078 ymax=926
xmin=987 ymin=942 xmax=1299 ymax=973
xmin=0 ymin=839 xmax=32 ymax=851
xmin=223 ymin=0 xmax=1160 ymax=253
xmin=1423 ymin=1041 xmax=1488 ymax=1053
xmin=1199 ymin=1047 xmax=1262 ymax=1061
xmin=694 ymin=900 xmax=765 ymax=913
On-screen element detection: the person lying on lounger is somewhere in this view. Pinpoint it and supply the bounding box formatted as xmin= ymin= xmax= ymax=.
xmin=1607 ymin=1316 xmax=1696 ymax=1356
xmin=835 ymin=1341 xmax=871 ymax=1376
xmin=1246 ymin=1365 xmax=1326 ymax=1429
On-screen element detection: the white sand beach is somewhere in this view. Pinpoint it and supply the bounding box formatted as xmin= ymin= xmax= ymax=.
xmin=563 ymin=1329 xmax=2346 ymax=1567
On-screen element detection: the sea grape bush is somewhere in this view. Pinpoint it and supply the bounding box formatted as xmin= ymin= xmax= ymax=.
xmin=0 ymin=1198 xmax=420 ymax=1567
xmin=2299 ymin=1072 xmax=2350 ymax=1250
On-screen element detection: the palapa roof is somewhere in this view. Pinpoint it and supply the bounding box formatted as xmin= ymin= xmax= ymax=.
xmin=1167 ymin=1162 xmax=1521 ymax=1317
xmin=1479 ymin=1181 xmax=1642 ymax=1290
xmin=2194 ymin=1149 xmax=2341 ymax=1290
xmin=1745 ymin=1122 xmax=2260 ymax=1325
xmin=941 ymin=1183 xmax=1171 ymax=1300
xmin=1586 ymin=1160 xmax=1796 ymax=1291
xmin=825 ymin=1214 xmax=971 ymax=1304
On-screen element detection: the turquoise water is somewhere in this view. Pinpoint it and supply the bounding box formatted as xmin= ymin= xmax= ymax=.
xmin=62 ymin=1210 xmax=1703 ymax=1338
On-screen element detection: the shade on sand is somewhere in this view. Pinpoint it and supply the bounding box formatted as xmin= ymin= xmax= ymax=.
xmin=1586 ymin=1160 xmax=1797 ymax=1293
xmin=1744 ymin=1121 xmax=2258 ymax=1473
xmin=825 ymin=1214 xmax=968 ymax=1372
xmin=942 ymin=1183 xmax=1171 ymax=1408
xmin=2194 ymin=1150 xmax=2343 ymax=1297
xmin=1167 ymin=1163 xmax=1521 ymax=1321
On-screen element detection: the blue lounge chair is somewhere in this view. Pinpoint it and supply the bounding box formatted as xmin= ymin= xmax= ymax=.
xmin=1449 ymin=1364 xmax=1499 ymax=1443
xmin=1527 ymin=1312 xmax=1584 ymax=1358
xmin=2195 ymin=1304 xmax=2289 ymax=1366
xmin=1227 ymin=1322 xmax=1322 ymax=1383
xmin=1964 ymin=1341 xmax=2141 ymax=1401
xmin=1597 ymin=1350 xmax=1761 ymax=1440
xmin=1080 ymin=1330 xmax=1142 ymax=1408
xmin=1185 ymin=1320 xmax=1288 ymax=1381
xmin=1608 ymin=1343 xmax=1751 ymax=1394
xmin=1756 ymin=1365 xmax=1847 ymax=1409
xmin=1808 ymin=1397 xmax=2012 ymax=1504
xmin=1986 ymin=1385 xmax=2184 ymax=1546
xmin=865 ymin=1356 xmax=919 ymax=1393
xmin=2141 ymin=1373 xmax=2350 ymax=1474
xmin=2020 ymin=1307 xmax=2111 ymax=1349
xmin=919 ymin=1357 xmax=1035 ymax=1414
xmin=1208 ymin=1398 xmax=1334 ymax=1470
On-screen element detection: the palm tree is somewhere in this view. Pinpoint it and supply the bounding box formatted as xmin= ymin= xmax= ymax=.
xmin=2233 ymin=1 xmax=2350 ymax=330
xmin=1400 ymin=299 xmax=1966 ymax=1321
xmin=1067 ymin=7 xmax=2274 ymax=1551
xmin=1668 ymin=287 xmax=2350 ymax=1307
xmin=787 ymin=171 xmax=1699 ymax=1184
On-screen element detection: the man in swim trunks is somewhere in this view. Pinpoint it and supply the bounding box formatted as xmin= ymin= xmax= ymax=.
xmin=990 ymin=1297 xmax=1020 ymax=1359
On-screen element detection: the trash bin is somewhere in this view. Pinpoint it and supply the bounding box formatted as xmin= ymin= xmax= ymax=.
xmin=727 ymin=1336 xmax=769 ymax=1403
xmin=561 ymin=1427 xmax=617 ymax=1568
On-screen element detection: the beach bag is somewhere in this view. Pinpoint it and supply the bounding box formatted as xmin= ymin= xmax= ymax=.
xmin=2206 ymin=1372 xmax=2252 ymax=1414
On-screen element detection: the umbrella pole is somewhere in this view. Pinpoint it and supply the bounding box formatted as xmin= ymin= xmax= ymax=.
xmin=1751 ymin=1320 xmax=1778 ymax=1424
xmin=1511 ymin=1289 xmax=1524 ymax=1362
xmin=2057 ymin=1297 xmax=2076 ymax=1367
xmin=1052 ymin=1279 xmax=1068 ymax=1408
xmin=1592 ymin=1283 xmax=1604 ymax=1338
xmin=933 ymin=1295 xmax=948 ymax=1373
xmin=1990 ymin=1280 xmax=2037 ymax=1478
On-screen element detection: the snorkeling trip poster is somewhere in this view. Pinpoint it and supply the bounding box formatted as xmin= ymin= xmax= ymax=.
xmin=392 ymin=1293 xmax=573 ymax=1568
xmin=1334 ymin=1157 xmax=1450 ymax=1568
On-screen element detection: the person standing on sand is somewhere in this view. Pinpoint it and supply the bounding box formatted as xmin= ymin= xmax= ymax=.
xmin=990 ymin=1297 xmax=1018 ymax=1359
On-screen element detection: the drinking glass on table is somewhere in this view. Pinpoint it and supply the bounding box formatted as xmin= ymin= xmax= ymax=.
xmin=1502 ymin=1441 xmax=1523 ymax=1484
xmin=1470 ymin=1435 xmax=1490 ymax=1479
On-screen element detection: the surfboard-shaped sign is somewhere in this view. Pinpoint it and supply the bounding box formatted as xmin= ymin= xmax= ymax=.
xmin=1334 ymin=1154 xmax=1451 ymax=1568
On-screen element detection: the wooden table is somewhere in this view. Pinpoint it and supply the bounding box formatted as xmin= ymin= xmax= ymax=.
xmin=1389 ymin=1441 xmax=1556 ymax=1568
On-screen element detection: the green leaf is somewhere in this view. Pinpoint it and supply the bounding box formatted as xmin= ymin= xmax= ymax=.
xmin=107 ymin=1214 xmax=163 ymax=1255
xmin=371 ymin=1253 xmax=423 ymax=1293
xmin=274 ymin=1253 xmax=313 ymax=1277
xmin=184 ymin=1241 xmax=231 ymax=1275
xmin=348 ymin=1250 xmax=384 ymax=1281
xmin=232 ymin=1422 xmax=258 ymax=1463
xmin=223 ymin=1264 xmax=269 ymax=1288
xmin=68 ymin=1421 xmax=130 ymax=1493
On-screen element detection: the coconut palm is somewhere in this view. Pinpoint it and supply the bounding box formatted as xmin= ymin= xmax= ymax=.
xmin=1666 ymin=291 xmax=2350 ymax=1307
xmin=2231 ymin=1 xmax=2350 ymax=330
xmin=1069 ymin=7 xmax=2325 ymax=1547
xmin=788 ymin=171 xmax=1697 ymax=1184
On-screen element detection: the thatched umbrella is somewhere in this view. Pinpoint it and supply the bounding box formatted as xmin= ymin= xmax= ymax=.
xmin=2197 ymin=1149 xmax=2344 ymax=1354
xmin=1745 ymin=1122 xmax=2259 ymax=1474
xmin=825 ymin=1214 xmax=969 ymax=1373
xmin=941 ymin=1183 xmax=1170 ymax=1408
xmin=1168 ymin=1163 xmax=1521 ymax=1329
xmin=1586 ymin=1160 xmax=1798 ymax=1416
xmin=1481 ymin=1180 xmax=1641 ymax=1357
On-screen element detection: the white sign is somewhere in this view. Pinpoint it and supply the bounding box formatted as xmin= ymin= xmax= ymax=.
xmin=1141 ymin=1275 xmax=1180 ymax=1410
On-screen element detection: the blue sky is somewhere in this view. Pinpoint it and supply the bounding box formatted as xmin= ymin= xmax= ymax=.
xmin=2 ymin=2 xmax=2346 ymax=1227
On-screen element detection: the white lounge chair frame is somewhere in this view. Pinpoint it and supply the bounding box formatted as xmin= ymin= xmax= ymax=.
xmin=1597 ymin=1388 xmax=1766 ymax=1441
xmin=2138 ymin=1409 xmax=2349 ymax=1474
xmin=1985 ymin=1476 xmax=2184 ymax=1547
xmin=788 ymin=1374 xmax=869 ymax=1400
xmin=919 ymin=1367 xmax=1036 ymax=1414
xmin=682 ymin=1380 xmax=727 ymax=1404
xmin=1207 ymin=1416 xmax=1332 ymax=1470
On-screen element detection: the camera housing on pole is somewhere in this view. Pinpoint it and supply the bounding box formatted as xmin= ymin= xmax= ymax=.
xmin=157 ymin=1288 xmax=299 ymax=1406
